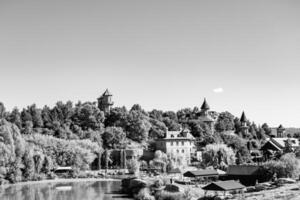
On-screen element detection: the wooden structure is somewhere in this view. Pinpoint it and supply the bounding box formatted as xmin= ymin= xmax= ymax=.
xmin=224 ymin=165 xmax=262 ymax=186
xmin=183 ymin=169 xmax=218 ymax=178
xmin=202 ymin=180 xmax=245 ymax=198
xmin=183 ymin=169 xmax=219 ymax=183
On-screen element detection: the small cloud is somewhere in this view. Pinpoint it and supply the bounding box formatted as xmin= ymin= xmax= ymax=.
xmin=213 ymin=87 xmax=224 ymax=93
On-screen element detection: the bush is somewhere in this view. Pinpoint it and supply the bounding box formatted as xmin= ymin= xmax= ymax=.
xmin=127 ymin=159 xmax=140 ymax=175
xmin=135 ymin=188 xmax=155 ymax=200
xmin=262 ymin=153 xmax=300 ymax=179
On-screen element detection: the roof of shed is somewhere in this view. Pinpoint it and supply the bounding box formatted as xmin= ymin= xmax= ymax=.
xmin=202 ymin=180 xmax=245 ymax=191
xmin=183 ymin=169 xmax=218 ymax=177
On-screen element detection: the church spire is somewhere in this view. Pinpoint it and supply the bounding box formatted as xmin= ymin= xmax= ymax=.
xmin=240 ymin=111 xmax=247 ymax=123
xmin=201 ymin=98 xmax=210 ymax=111
xmin=240 ymin=111 xmax=249 ymax=136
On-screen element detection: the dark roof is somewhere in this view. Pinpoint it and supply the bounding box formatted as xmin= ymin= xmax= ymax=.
xmin=168 ymin=168 xmax=181 ymax=174
xmin=240 ymin=111 xmax=247 ymax=123
xmin=202 ymin=180 xmax=245 ymax=191
xmin=226 ymin=165 xmax=260 ymax=176
xmin=201 ymin=98 xmax=210 ymax=110
xmin=183 ymin=170 xmax=218 ymax=177
xmin=102 ymin=89 xmax=112 ymax=96
xmin=278 ymin=124 xmax=285 ymax=129
xmin=261 ymin=140 xmax=282 ymax=151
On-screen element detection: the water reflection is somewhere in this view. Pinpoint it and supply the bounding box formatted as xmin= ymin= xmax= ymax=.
xmin=0 ymin=180 xmax=132 ymax=200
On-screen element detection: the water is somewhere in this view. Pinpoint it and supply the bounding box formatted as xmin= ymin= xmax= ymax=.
xmin=0 ymin=180 xmax=133 ymax=200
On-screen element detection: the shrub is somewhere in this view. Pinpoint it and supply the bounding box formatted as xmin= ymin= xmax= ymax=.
xmin=127 ymin=159 xmax=140 ymax=175
xmin=262 ymin=153 xmax=300 ymax=179
xmin=135 ymin=188 xmax=155 ymax=200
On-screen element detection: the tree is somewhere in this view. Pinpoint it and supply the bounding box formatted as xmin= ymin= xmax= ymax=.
xmin=0 ymin=102 xmax=6 ymax=119
xmin=187 ymin=120 xmax=204 ymax=138
xmin=215 ymin=111 xmax=235 ymax=133
xmin=149 ymin=109 xmax=163 ymax=121
xmin=27 ymin=104 xmax=43 ymax=128
xmin=263 ymin=153 xmax=300 ymax=179
xmin=202 ymin=143 xmax=236 ymax=169
xmin=42 ymin=156 xmax=53 ymax=174
xmin=262 ymin=123 xmax=272 ymax=136
xmin=23 ymin=121 xmax=33 ymax=135
xmin=149 ymin=119 xmax=167 ymax=139
xmin=23 ymin=149 xmax=35 ymax=181
xmin=177 ymin=108 xmax=193 ymax=123
xmin=7 ymin=108 xmax=22 ymax=129
xmin=126 ymin=158 xmax=140 ymax=175
xmin=102 ymin=126 xmax=126 ymax=149
xmin=73 ymin=102 xmax=105 ymax=130
xmin=126 ymin=110 xmax=151 ymax=142
xmin=284 ymin=138 xmax=294 ymax=153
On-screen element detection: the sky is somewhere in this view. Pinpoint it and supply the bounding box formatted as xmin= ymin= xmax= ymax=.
xmin=0 ymin=0 xmax=300 ymax=127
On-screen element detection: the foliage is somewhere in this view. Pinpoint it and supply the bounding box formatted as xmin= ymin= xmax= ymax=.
xmin=283 ymin=138 xmax=294 ymax=153
xmin=262 ymin=153 xmax=300 ymax=179
xmin=215 ymin=111 xmax=235 ymax=133
xmin=24 ymin=134 xmax=101 ymax=171
xmin=126 ymin=159 xmax=140 ymax=175
xmin=0 ymin=97 xmax=271 ymax=184
xmin=149 ymin=150 xmax=168 ymax=172
xmin=102 ymin=126 xmax=125 ymax=149
xmin=202 ymin=143 xmax=236 ymax=169
xmin=135 ymin=188 xmax=155 ymax=200
xmin=220 ymin=132 xmax=251 ymax=164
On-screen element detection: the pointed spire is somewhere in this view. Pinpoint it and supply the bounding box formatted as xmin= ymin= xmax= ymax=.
xmin=278 ymin=124 xmax=284 ymax=129
xmin=240 ymin=111 xmax=247 ymax=123
xmin=201 ymin=98 xmax=210 ymax=110
xmin=102 ymin=89 xmax=112 ymax=96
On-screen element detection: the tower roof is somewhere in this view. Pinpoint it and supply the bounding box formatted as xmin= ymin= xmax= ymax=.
xmin=102 ymin=89 xmax=112 ymax=96
xmin=278 ymin=124 xmax=285 ymax=129
xmin=201 ymin=98 xmax=210 ymax=110
xmin=240 ymin=111 xmax=247 ymax=123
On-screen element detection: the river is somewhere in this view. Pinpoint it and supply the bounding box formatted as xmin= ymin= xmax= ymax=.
xmin=0 ymin=179 xmax=133 ymax=200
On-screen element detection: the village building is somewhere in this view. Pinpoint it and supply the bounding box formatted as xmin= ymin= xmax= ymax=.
xmin=261 ymin=137 xmax=299 ymax=153
xmin=269 ymin=124 xmax=287 ymax=138
xmin=261 ymin=124 xmax=299 ymax=160
xmin=97 ymin=89 xmax=114 ymax=113
xmin=155 ymin=129 xmax=196 ymax=165
xmin=240 ymin=111 xmax=248 ymax=136
xmin=197 ymin=98 xmax=217 ymax=134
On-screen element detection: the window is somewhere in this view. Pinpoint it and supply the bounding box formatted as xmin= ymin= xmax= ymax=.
xmin=182 ymin=149 xmax=184 ymax=153
xmin=176 ymin=141 xmax=179 ymax=146
xmin=181 ymin=141 xmax=184 ymax=145
xmin=171 ymin=134 xmax=174 ymax=138
xmin=177 ymin=149 xmax=179 ymax=153
xmin=171 ymin=141 xmax=173 ymax=146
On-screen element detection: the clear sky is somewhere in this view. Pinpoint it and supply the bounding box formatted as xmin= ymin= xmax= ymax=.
xmin=1 ymin=0 xmax=300 ymax=127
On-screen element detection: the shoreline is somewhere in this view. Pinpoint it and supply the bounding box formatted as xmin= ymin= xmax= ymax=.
xmin=0 ymin=178 xmax=120 ymax=188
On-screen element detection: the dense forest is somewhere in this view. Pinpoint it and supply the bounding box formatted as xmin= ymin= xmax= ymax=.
xmin=0 ymin=98 xmax=297 ymax=184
